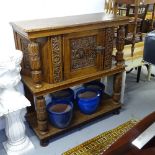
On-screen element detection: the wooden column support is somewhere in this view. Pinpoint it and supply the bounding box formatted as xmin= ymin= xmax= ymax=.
xmin=28 ymin=42 xmax=42 ymax=88
xmin=116 ymin=26 xmax=125 ymax=66
xmin=113 ymin=72 xmax=123 ymax=102
xmin=36 ymin=96 xmax=48 ymax=135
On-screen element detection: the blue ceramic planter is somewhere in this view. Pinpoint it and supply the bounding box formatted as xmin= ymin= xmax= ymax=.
xmin=47 ymin=101 xmax=73 ymax=129
xmin=76 ymin=88 xmax=101 ymax=114
xmin=84 ymin=80 xmax=105 ymax=97
xmin=51 ymin=88 xmax=74 ymax=103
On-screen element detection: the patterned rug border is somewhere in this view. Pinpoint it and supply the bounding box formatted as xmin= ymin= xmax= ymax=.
xmin=62 ymin=120 xmax=138 ymax=155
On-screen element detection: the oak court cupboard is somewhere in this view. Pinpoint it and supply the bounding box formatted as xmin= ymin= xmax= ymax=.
xmin=11 ymin=12 xmax=129 ymax=146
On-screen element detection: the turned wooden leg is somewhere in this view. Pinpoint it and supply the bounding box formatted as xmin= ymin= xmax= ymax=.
xmin=116 ymin=26 xmax=125 ymax=66
xmin=36 ymin=96 xmax=48 ymax=135
xmin=28 ymin=42 xmax=42 ymax=88
xmin=113 ymin=72 xmax=123 ymax=103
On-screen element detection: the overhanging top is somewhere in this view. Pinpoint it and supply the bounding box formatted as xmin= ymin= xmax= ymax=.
xmin=10 ymin=12 xmax=129 ymax=39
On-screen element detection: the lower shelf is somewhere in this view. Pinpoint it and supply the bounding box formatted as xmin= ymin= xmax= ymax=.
xmin=26 ymin=94 xmax=121 ymax=146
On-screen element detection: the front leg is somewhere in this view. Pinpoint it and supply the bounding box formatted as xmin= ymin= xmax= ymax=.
xmin=113 ymin=72 xmax=123 ymax=103
xmin=36 ymin=96 xmax=48 ymax=135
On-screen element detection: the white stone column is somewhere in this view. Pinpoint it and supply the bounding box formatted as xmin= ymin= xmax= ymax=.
xmin=0 ymin=50 xmax=34 ymax=155
xmin=3 ymin=109 xmax=34 ymax=155
xmin=120 ymin=71 xmax=126 ymax=104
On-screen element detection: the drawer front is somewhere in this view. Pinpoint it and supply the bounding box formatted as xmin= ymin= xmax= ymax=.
xmin=64 ymin=30 xmax=105 ymax=79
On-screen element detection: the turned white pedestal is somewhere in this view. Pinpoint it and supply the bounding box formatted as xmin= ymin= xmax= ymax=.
xmin=3 ymin=109 xmax=34 ymax=155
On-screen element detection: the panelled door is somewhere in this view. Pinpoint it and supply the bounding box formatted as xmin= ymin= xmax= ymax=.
xmin=63 ymin=29 xmax=106 ymax=80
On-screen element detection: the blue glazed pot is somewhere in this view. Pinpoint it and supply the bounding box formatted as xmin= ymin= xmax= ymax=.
xmin=47 ymin=101 xmax=73 ymax=129
xmin=51 ymin=88 xmax=74 ymax=103
xmin=76 ymin=88 xmax=101 ymax=114
xmin=84 ymin=81 xmax=105 ymax=97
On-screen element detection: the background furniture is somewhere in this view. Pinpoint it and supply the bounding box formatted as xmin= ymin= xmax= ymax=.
xmin=103 ymin=111 xmax=155 ymax=155
xmin=144 ymin=30 xmax=155 ymax=64
xmin=107 ymin=0 xmax=155 ymax=82
xmin=11 ymin=13 xmax=129 ymax=146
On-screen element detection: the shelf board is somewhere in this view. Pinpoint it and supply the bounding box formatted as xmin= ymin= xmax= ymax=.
xmin=22 ymin=65 xmax=125 ymax=96
xmin=26 ymin=94 xmax=121 ymax=142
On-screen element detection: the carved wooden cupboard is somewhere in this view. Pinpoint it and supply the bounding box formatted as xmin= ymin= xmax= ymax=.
xmin=11 ymin=12 xmax=129 ymax=146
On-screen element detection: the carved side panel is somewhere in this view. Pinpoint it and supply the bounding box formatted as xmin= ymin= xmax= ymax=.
xmin=15 ymin=34 xmax=31 ymax=76
xmin=51 ymin=36 xmax=63 ymax=83
xmin=70 ymin=36 xmax=97 ymax=71
xmin=21 ymin=39 xmax=31 ymax=71
xmin=104 ymin=27 xmax=114 ymax=70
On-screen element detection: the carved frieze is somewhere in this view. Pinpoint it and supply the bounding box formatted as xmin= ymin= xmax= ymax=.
xmin=70 ymin=36 xmax=97 ymax=71
xmin=51 ymin=36 xmax=63 ymax=83
xmin=104 ymin=28 xmax=114 ymax=69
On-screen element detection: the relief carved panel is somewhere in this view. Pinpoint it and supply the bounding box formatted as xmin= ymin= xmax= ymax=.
xmin=70 ymin=36 xmax=97 ymax=71
xmin=51 ymin=36 xmax=63 ymax=83
xmin=104 ymin=28 xmax=114 ymax=69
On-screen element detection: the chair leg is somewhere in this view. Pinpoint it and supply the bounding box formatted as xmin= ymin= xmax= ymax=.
xmin=147 ymin=64 xmax=152 ymax=81
xmin=145 ymin=64 xmax=154 ymax=80
xmin=137 ymin=66 xmax=142 ymax=83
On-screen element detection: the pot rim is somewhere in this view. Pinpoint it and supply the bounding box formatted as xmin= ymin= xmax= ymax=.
xmin=47 ymin=101 xmax=73 ymax=115
xmin=76 ymin=88 xmax=101 ymax=101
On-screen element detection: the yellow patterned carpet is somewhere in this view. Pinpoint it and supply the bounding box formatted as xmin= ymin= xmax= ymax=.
xmin=62 ymin=120 xmax=138 ymax=155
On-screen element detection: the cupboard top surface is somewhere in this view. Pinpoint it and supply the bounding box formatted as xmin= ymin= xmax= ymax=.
xmin=10 ymin=12 xmax=129 ymax=38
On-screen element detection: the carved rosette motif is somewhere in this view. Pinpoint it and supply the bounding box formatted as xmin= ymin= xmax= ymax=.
xmin=116 ymin=26 xmax=125 ymax=65
xmin=51 ymin=36 xmax=62 ymax=83
xmin=70 ymin=36 xmax=97 ymax=71
xmin=104 ymin=27 xmax=114 ymax=69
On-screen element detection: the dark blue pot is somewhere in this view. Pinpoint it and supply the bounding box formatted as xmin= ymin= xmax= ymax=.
xmin=51 ymin=88 xmax=74 ymax=103
xmin=47 ymin=101 xmax=73 ymax=129
xmin=76 ymin=88 xmax=101 ymax=115
xmin=84 ymin=81 xmax=105 ymax=97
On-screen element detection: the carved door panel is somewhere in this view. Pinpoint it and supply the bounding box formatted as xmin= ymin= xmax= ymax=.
xmin=64 ymin=30 xmax=105 ymax=79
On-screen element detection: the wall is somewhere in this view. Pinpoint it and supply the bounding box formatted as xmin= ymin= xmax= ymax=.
xmin=0 ymin=0 xmax=105 ymax=54
xmin=0 ymin=0 xmax=105 ymax=130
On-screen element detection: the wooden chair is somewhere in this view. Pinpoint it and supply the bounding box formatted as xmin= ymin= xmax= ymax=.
xmin=105 ymin=0 xmax=153 ymax=82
